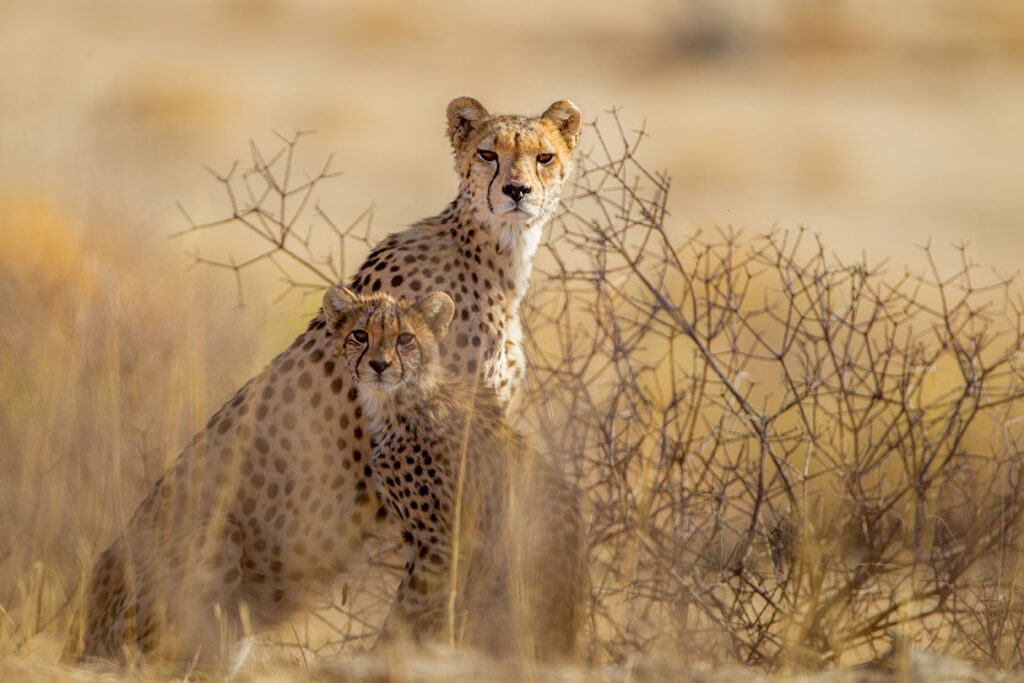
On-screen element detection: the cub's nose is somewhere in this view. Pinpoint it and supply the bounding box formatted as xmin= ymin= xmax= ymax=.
xmin=502 ymin=183 xmax=531 ymax=203
xmin=368 ymin=358 xmax=391 ymax=375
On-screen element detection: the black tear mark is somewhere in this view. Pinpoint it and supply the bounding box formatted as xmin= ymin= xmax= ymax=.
xmin=486 ymin=159 xmax=499 ymax=214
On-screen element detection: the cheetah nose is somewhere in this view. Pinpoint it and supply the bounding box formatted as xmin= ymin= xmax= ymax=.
xmin=502 ymin=183 xmax=531 ymax=203
xmin=368 ymin=358 xmax=391 ymax=375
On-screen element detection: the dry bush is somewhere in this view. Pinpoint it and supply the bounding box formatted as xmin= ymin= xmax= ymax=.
xmin=521 ymin=112 xmax=1024 ymax=670
xmin=173 ymin=129 xmax=376 ymax=307
xmin=75 ymin=116 xmax=1024 ymax=674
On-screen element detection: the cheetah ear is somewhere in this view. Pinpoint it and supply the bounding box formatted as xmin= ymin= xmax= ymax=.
xmin=447 ymin=97 xmax=489 ymax=151
xmin=322 ymin=286 xmax=360 ymax=329
xmin=415 ymin=292 xmax=455 ymax=340
xmin=541 ymin=99 xmax=582 ymax=151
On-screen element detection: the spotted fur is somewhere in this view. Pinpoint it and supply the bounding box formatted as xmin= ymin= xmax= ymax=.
xmin=76 ymin=98 xmax=581 ymax=666
xmin=324 ymin=289 xmax=585 ymax=661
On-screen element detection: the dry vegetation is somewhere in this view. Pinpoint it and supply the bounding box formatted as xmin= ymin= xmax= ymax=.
xmin=5 ymin=113 xmax=1024 ymax=682
xmin=525 ymin=115 xmax=1024 ymax=671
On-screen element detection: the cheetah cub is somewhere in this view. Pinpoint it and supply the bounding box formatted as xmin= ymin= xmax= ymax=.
xmin=323 ymin=287 xmax=585 ymax=661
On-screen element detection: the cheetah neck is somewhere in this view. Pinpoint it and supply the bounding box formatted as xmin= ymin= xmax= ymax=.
xmin=357 ymin=372 xmax=445 ymax=436
xmin=494 ymin=219 xmax=543 ymax=299
xmin=446 ymin=194 xmax=545 ymax=300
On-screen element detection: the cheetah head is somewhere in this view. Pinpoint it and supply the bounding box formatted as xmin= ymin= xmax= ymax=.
xmin=447 ymin=97 xmax=581 ymax=234
xmin=322 ymin=287 xmax=455 ymax=397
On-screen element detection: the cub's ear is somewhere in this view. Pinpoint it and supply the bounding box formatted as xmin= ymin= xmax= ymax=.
xmin=447 ymin=97 xmax=489 ymax=151
xmin=322 ymin=286 xmax=360 ymax=329
xmin=415 ymin=291 xmax=455 ymax=340
xmin=541 ymin=99 xmax=582 ymax=151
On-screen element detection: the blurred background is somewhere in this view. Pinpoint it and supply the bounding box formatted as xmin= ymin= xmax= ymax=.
xmin=2 ymin=0 xmax=1024 ymax=670
xmin=3 ymin=0 xmax=1024 ymax=275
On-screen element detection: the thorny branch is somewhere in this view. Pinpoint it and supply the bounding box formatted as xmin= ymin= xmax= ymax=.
xmin=523 ymin=110 xmax=1024 ymax=670
xmin=173 ymin=130 xmax=374 ymax=305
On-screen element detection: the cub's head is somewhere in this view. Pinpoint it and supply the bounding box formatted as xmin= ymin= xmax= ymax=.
xmin=322 ymin=287 xmax=455 ymax=397
xmin=447 ymin=97 xmax=582 ymax=233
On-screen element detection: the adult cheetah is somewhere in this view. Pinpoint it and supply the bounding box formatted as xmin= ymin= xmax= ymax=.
xmin=75 ymin=97 xmax=581 ymax=666
xmin=322 ymin=287 xmax=585 ymax=661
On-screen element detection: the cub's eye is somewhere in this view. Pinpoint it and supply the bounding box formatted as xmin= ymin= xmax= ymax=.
xmin=537 ymin=152 xmax=554 ymax=165
xmin=477 ymin=149 xmax=498 ymax=162
xmin=397 ymin=332 xmax=415 ymax=346
xmin=351 ymin=329 xmax=369 ymax=343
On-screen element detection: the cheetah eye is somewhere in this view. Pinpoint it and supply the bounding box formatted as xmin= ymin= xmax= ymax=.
xmin=351 ymin=329 xmax=369 ymax=344
xmin=537 ymin=152 xmax=554 ymax=165
xmin=396 ymin=332 xmax=415 ymax=346
xmin=477 ymin=149 xmax=498 ymax=163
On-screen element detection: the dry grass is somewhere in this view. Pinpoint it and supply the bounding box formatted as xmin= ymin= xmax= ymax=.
xmin=0 ymin=197 xmax=235 ymax=674
xmin=4 ymin=112 xmax=1024 ymax=681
